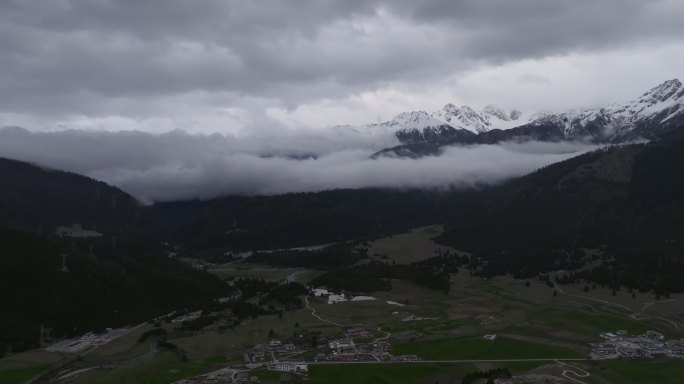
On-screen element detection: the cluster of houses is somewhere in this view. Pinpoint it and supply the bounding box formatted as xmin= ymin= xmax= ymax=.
xmin=327 ymin=338 xmax=355 ymax=354
xmin=591 ymin=330 xmax=684 ymax=359
xmin=243 ymin=350 xmax=267 ymax=364
xmin=175 ymin=368 xmax=265 ymax=384
xmin=242 ymin=340 xmax=309 ymax=376
xmin=45 ymin=328 xmax=125 ymax=353
xmin=344 ymin=326 xmax=369 ymax=338
xmin=177 ymin=323 xmax=411 ymax=382
xmin=170 ymin=310 xmax=203 ymax=324
xmin=176 ymin=368 xmax=242 ymax=384
xmin=244 ymin=339 xmax=299 ymax=364
xmin=319 ymin=333 xmax=398 ymax=362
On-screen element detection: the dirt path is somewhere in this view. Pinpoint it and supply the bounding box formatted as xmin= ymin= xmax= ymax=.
xmin=286 ymin=269 xmax=306 ymax=283
xmin=640 ymin=297 xmax=684 ymax=331
xmin=304 ymin=295 xmax=347 ymax=327
xmin=555 ymin=283 xmax=684 ymax=332
xmin=372 ymin=327 xmax=391 ymax=344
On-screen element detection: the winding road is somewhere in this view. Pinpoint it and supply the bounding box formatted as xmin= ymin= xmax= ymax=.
xmin=557 ymin=361 xmax=591 ymax=384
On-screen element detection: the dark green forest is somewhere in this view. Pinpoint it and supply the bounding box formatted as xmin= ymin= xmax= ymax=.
xmin=142 ymin=187 xmax=472 ymax=256
xmin=438 ymin=140 xmax=684 ymax=295
xmin=0 ymin=228 xmax=229 ymax=356
xmin=0 ymin=158 xmax=139 ymax=234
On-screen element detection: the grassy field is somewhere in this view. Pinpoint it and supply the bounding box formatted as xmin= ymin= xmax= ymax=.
xmin=533 ymin=306 xmax=651 ymax=336
xmin=307 ymin=361 xmax=546 ymax=384
xmin=208 ymin=263 xmax=323 ymax=285
xmin=367 ymin=225 xmax=466 ymax=264
xmin=391 ymin=335 xmax=582 ymax=360
xmin=0 ymin=348 xmax=68 ymax=384
xmin=64 ymin=308 xmax=340 ymax=383
xmin=83 ymin=324 xmax=154 ymax=360
xmin=381 ymin=319 xmax=475 ymax=335
xmin=0 ymin=366 xmax=48 ymax=384
xmin=247 ymin=368 xmax=284 ymax=383
xmin=170 ymin=310 xmax=340 ymax=362
xmin=592 ymin=359 xmax=684 ymax=384
xmin=308 ymin=363 xmax=477 ymax=384
xmin=208 ymin=265 xmax=298 ymax=282
xmin=71 ymin=351 xmax=211 ymax=384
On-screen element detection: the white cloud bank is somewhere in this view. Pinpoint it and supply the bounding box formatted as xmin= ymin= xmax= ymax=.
xmin=0 ymin=127 xmax=599 ymax=203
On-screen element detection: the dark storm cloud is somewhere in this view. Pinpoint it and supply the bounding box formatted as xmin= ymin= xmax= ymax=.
xmin=388 ymin=0 xmax=684 ymax=58
xmin=0 ymin=127 xmax=598 ymax=202
xmin=0 ymin=0 xmax=682 ymax=117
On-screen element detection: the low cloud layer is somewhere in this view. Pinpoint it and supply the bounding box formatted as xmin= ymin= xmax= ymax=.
xmin=0 ymin=127 xmax=598 ymax=203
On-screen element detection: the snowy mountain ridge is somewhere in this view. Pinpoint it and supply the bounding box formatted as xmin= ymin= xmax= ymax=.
xmin=367 ymin=104 xmax=527 ymax=135
xmin=341 ymin=79 xmax=684 ymax=147
xmin=530 ymin=78 xmax=684 ymax=140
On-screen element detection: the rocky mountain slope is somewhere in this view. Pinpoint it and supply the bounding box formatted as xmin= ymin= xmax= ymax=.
xmin=338 ymin=104 xmax=526 ymax=144
xmin=347 ymin=79 xmax=684 ymax=157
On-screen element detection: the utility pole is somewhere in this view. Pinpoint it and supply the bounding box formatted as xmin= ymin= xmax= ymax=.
xmin=59 ymin=254 xmax=69 ymax=273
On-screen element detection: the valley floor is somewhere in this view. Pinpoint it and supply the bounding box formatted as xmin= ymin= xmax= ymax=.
xmin=3 ymin=226 xmax=684 ymax=384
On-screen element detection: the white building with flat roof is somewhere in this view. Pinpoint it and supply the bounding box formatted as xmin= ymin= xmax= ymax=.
xmin=266 ymin=362 xmax=307 ymax=373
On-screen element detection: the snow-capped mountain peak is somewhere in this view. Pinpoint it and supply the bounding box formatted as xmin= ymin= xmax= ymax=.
xmin=341 ymin=79 xmax=684 ymax=148
xmin=612 ymin=78 xmax=683 ymax=119
xmin=385 ymin=110 xmax=444 ymax=128
xmin=528 ymin=78 xmax=684 ymax=139
xmin=340 ymin=103 xmax=529 ymax=144
xmin=432 ymin=104 xmax=491 ymax=133
xmin=482 ymin=104 xmax=510 ymax=121
xmin=638 ymin=78 xmax=682 ymax=104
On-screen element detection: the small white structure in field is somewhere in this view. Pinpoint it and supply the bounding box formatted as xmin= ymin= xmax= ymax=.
xmin=483 ymin=334 xmax=497 ymax=341
xmin=312 ymin=287 xmax=378 ymax=304
xmin=350 ymin=295 xmax=376 ymax=302
xmin=55 ymin=224 xmax=102 ymax=238
xmin=267 ymin=362 xmax=308 ymax=373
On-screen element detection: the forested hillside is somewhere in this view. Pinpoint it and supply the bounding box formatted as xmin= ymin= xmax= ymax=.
xmin=0 ymin=158 xmax=139 ymax=234
xmin=143 ymin=188 xmax=472 ymax=256
xmin=438 ymin=140 xmax=684 ymax=294
xmin=0 ymin=228 xmax=229 ymax=355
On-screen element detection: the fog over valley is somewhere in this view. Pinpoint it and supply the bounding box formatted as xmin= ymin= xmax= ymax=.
xmin=0 ymin=127 xmax=598 ymax=202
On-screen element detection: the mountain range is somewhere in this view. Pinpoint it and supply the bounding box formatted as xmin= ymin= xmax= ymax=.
xmin=3 ymin=105 xmax=684 ymax=353
xmin=339 ymin=79 xmax=684 ymax=157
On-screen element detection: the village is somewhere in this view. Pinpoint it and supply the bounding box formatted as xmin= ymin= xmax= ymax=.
xmin=33 ymin=270 xmax=684 ymax=384
xmin=590 ymin=330 xmax=684 ymax=360
xmin=172 ymin=321 xmax=424 ymax=384
xmin=17 ymin=224 xmax=684 ymax=384
xmin=43 ymin=328 xmax=129 ymax=354
xmin=176 ymin=327 xmax=684 ymax=383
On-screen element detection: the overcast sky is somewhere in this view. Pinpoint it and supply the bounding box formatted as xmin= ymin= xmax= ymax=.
xmin=0 ymin=1 xmax=682 ymax=201
xmin=1 ymin=0 xmax=683 ymax=134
